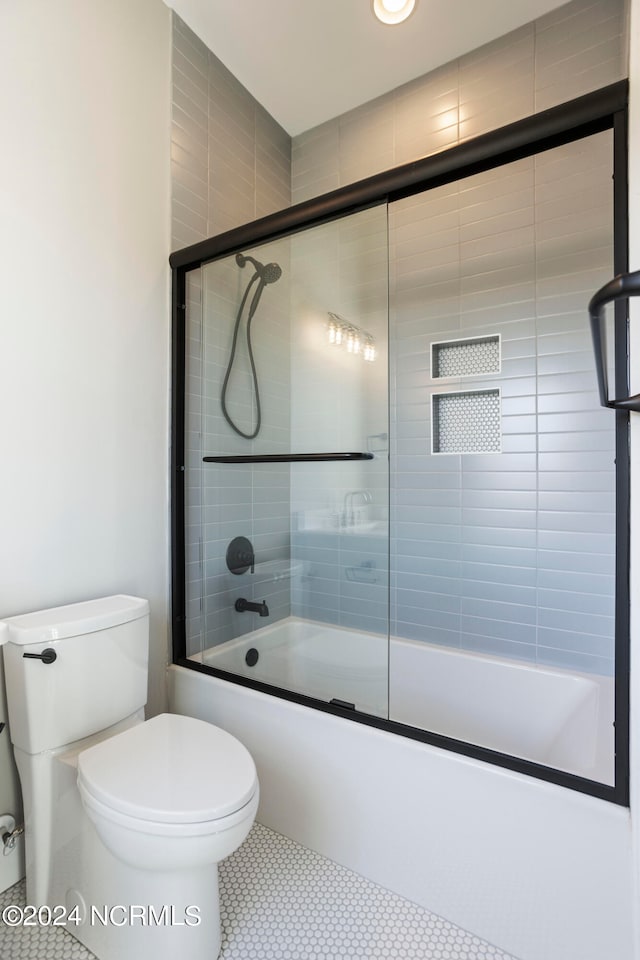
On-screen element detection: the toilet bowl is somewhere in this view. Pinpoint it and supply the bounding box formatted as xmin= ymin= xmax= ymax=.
xmin=77 ymin=712 xmax=259 ymax=871
xmin=0 ymin=595 xmax=259 ymax=960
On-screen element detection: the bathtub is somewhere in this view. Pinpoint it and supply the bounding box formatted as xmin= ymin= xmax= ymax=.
xmin=193 ymin=616 xmax=613 ymax=782
xmin=170 ymin=618 xmax=632 ymax=960
xmin=195 ymin=618 xmax=388 ymax=718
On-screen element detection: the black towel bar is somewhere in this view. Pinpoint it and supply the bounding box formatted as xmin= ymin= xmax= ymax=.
xmin=203 ymin=452 xmax=375 ymax=464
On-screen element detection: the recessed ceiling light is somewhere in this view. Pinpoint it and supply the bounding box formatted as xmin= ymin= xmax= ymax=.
xmin=372 ymin=0 xmax=416 ymax=25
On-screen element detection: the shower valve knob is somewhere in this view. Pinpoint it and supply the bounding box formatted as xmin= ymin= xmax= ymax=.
xmin=226 ymin=536 xmax=255 ymax=575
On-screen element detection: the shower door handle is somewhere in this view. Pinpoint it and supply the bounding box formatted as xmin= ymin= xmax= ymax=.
xmin=589 ymin=270 xmax=640 ymax=411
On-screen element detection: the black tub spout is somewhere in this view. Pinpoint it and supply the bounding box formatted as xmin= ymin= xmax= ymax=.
xmin=235 ymin=598 xmax=269 ymax=617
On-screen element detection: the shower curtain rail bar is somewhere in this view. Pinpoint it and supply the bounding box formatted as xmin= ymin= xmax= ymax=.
xmin=203 ymin=452 xmax=374 ymax=463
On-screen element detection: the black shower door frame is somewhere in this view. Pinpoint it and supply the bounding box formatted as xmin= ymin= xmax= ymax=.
xmin=170 ymin=80 xmax=630 ymax=806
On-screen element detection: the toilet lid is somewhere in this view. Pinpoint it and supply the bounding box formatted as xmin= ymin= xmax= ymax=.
xmin=77 ymin=714 xmax=258 ymax=824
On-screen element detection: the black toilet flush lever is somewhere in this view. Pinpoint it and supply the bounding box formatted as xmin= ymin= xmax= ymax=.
xmin=23 ymin=648 xmax=57 ymax=664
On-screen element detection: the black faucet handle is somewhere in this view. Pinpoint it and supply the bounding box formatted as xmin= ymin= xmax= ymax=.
xmin=226 ymin=536 xmax=255 ymax=575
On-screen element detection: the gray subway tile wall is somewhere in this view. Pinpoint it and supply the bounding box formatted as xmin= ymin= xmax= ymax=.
xmin=171 ymin=14 xmax=292 ymax=655
xmin=175 ymin=0 xmax=626 ymax=678
xmin=386 ymin=129 xmax=615 ymax=672
xmin=534 ymin=0 xmax=627 ymax=110
xmin=198 ymin=251 xmax=292 ymax=649
xmin=292 ymin=0 xmax=626 ymax=204
xmin=289 ymin=0 xmax=624 ymax=675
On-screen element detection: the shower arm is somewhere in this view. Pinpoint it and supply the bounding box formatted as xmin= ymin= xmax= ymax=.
xmin=589 ymin=270 xmax=640 ymax=411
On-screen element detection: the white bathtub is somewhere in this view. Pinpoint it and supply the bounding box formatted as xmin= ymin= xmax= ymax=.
xmin=168 ymin=650 xmax=633 ymax=960
xmin=196 ymin=618 xmax=388 ymax=717
xmin=195 ymin=616 xmax=613 ymax=782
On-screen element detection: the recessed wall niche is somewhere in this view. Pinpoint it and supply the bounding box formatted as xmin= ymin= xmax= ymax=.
xmin=430 ymin=334 xmax=501 ymax=454
xmin=431 ymin=388 xmax=501 ymax=455
xmin=431 ymin=335 xmax=500 ymax=379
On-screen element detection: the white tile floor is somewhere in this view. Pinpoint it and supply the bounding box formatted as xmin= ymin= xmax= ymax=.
xmin=0 ymin=822 xmax=518 ymax=960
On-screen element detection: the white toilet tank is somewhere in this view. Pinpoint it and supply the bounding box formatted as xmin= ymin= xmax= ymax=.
xmin=1 ymin=595 xmax=149 ymax=755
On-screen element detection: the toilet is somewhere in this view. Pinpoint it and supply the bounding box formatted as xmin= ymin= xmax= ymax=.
xmin=0 ymin=595 xmax=258 ymax=960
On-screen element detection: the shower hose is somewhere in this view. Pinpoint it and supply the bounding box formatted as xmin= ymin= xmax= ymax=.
xmin=220 ymin=270 xmax=264 ymax=440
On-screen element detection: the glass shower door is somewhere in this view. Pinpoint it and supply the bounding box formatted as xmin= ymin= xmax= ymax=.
xmin=387 ymin=130 xmax=617 ymax=784
xmin=183 ymin=205 xmax=390 ymax=717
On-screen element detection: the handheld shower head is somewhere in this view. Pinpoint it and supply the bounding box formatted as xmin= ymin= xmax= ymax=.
xmin=261 ymin=262 xmax=282 ymax=284
xmin=236 ymin=252 xmax=282 ymax=284
xmin=222 ymin=251 xmax=282 ymax=441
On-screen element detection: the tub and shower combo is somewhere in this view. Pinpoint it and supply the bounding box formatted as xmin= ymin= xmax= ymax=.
xmin=169 ymin=83 xmax=635 ymax=960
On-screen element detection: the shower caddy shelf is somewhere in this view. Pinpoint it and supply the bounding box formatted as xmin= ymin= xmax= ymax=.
xmin=203 ymin=452 xmax=374 ymax=463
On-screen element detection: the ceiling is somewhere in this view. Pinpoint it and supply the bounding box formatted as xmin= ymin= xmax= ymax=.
xmin=165 ymin=0 xmax=571 ymax=136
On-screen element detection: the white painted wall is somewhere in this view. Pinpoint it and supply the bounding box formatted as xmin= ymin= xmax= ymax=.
xmin=0 ymin=0 xmax=171 ymax=889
